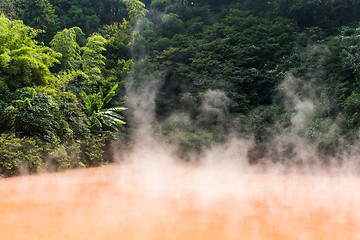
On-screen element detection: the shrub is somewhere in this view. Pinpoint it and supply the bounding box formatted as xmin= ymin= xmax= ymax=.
xmin=0 ymin=134 xmax=43 ymax=177
xmin=81 ymin=135 xmax=106 ymax=167
xmin=47 ymin=142 xmax=82 ymax=171
xmin=150 ymin=0 xmax=170 ymax=11
xmin=156 ymin=37 xmax=171 ymax=50
xmin=161 ymin=13 xmax=184 ymax=37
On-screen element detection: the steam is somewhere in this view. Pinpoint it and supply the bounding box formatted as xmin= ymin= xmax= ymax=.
xmin=125 ymin=59 xmax=162 ymax=137
xmin=246 ymin=43 xmax=352 ymax=167
xmin=280 ymin=74 xmax=317 ymax=130
xmin=122 ymin=36 xmax=360 ymax=172
xmin=200 ymin=89 xmax=230 ymax=117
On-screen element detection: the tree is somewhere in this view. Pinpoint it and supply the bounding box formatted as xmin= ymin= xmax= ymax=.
xmin=81 ymin=84 xmax=127 ymax=132
xmin=14 ymin=0 xmax=60 ymax=43
xmin=0 ymin=0 xmax=17 ymax=19
xmin=150 ymin=0 xmax=171 ymax=11
xmin=50 ymin=0 xmax=129 ymax=34
xmin=336 ymin=26 xmax=360 ymax=81
xmin=122 ymin=0 xmax=147 ymax=24
xmin=0 ymin=15 xmax=61 ymax=91
xmin=82 ymin=34 xmax=107 ymax=83
xmin=50 ymin=27 xmax=83 ymax=72
xmin=161 ymin=13 xmax=184 ymax=37
xmin=50 ymin=28 xmax=107 ymax=86
xmin=273 ymin=0 xmax=360 ymax=29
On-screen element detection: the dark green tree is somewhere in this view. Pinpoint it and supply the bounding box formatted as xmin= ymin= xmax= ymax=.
xmin=14 ymin=0 xmax=60 ymax=43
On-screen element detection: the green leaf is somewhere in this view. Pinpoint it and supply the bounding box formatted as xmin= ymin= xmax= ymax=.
xmin=90 ymin=115 xmax=102 ymax=129
xmin=103 ymin=84 xmax=118 ymax=104
xmin=102 ymin=110 xmax=124 ymax=119
xmin=106 ymin=107 xmax=127 ymax=112
xmin=101 ymin=114 xmax=126 ymax=125
xmin=80 ymin=90 xmax=91 ymax=114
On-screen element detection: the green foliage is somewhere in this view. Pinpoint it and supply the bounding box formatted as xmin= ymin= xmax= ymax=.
xmin=50 ymin=27 xmax=108 ymax=84
xmin=47 ymin=142 xmax=82 ymax=170
xmin=0 ymin=14 xmax=37 ymax=50
xmin=82 ymin=34 xmax=107 ymax=82
xmin=342 ymin=92 xmax=360 ymax=134
xmin=0 ymin=77 xmax=9 ymax=95
xmin=57 ymin=70 xmax=91 ymax=93
xmin=6 ymin=46 xmax=58 ymax=89
xmin=171 ymin=34 xmax=190 ymax=48
xmin=4 ymin=0 xmax=360 ymax=169
xmin=50 ymin=27 xmax=82 ymax=71
xmin=56 ymin=90 xmax=90 ymax=139
xmin=0 ymin=15 xmax=61 ymax=91
xmin=150 ymin=0 xmax=171 ymax=11
xmin=3 ymin=88 xmax=64 ymax=143
xmin=161 ymin=13 xmax=184 ymax=37
xmin=0 ymin=3 xmax=133 ymax=176
xmin=336 ymin=25 xmax=360 ymax=81
xmin=49 ymin=0 xmax=129 ymax=34
xmin=81 ymin=135 xmax=106 ymax=167
xmin=156 ymin=37 xmax=171 ymax=50
xmin=248 ymin=105 xmax=285 ymax=142
xmin=272 ymin=0 xmax=360 ymax=30
xmin=122 ymin=0 xmax=147 ymax=24
xmin=99 ymin=21 xmax=132 ymax=88
xmin=0 ymin=0 xmax=17 ymax=19
xmin=14 ymin=0 xmax=59 ymax=43
xmin=0 ymin=134 xmax=43 ymax=177
xmin=152 ymin=10 xmax=295 ymax=117
xmin=81 ymin=84 xmax=127 ymax=132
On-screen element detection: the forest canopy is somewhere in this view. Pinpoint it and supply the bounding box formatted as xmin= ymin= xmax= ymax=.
xmin=1 ymin=0 xmax=360 ymax=176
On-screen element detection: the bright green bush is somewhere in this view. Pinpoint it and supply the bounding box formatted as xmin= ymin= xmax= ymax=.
xmin=0 ymin=134 xmax=43 ymax=177
xmin=0 ymin=15 xmax=61 ymax=91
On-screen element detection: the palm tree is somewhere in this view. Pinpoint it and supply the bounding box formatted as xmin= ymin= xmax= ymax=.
xmin=81 ymin=84 xmax=127 ymax=132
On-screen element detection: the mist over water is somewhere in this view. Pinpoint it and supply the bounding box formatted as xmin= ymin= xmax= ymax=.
xmin=1 ymin=146 xmax=360 ymax=239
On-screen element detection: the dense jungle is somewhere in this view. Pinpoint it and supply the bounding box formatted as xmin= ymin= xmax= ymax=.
xmin=1 ymin=0 xmax=360 ymax=177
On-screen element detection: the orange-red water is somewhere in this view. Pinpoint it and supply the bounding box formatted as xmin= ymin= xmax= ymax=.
xmin=1 ymin=165 xmax=360 ymax=240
